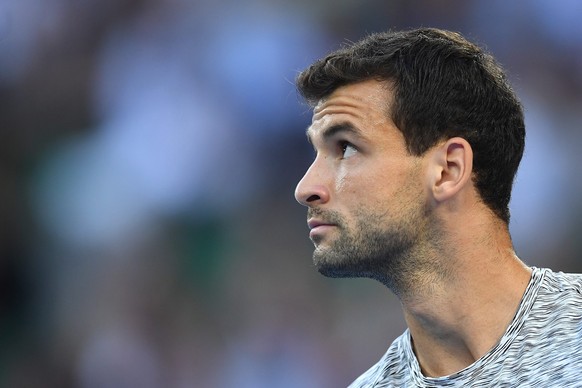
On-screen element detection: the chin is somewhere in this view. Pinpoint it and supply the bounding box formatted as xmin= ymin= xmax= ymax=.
xmin=317 ymin=265 xmax=354 ymax=278
xmin=317 ymin=263 xmax=380 ymax=280
xmin=315 ymin=261 xmax=347 ymax=278
xmin=313 ymin=251 xmax=343 ymax=277
xmin=314 ymin=254 xmax=372 ymax=279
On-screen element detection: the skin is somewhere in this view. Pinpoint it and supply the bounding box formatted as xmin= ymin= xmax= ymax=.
xmin=295 ymin=79 xmax=532 ymax=377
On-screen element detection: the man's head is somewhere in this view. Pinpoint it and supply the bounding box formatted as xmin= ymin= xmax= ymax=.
xmin=297 ymin=79 xmax=433 ymax=287
xmin=294 ymin=28 xmax=525 ymax=288
xmin=296 ymin=28 xmax=525 ymax=224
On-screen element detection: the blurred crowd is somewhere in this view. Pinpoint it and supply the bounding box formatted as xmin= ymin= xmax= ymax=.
xmin=1 ymin=0 xmax=582 ymax=386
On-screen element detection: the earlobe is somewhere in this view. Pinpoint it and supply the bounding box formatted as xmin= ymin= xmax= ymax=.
xmin=429 ymin=137 xmax=473 ymax=202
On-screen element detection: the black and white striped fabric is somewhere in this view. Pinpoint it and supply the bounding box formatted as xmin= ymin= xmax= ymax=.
xmin=349 ymin=267 xmax=582 ymax=387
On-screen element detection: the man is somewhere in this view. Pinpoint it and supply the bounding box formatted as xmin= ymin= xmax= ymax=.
xmin=294 ymin=28 xmax=582 ymax=387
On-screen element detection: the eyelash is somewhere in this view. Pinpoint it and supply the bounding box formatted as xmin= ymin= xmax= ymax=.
xmin=310 ymin=141 xmax=357 ymax=159
xmin=339 ymin=141 xmax=357 ymax=158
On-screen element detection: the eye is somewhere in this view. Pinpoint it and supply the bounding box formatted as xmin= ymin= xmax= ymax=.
xmin=340 ymin=141 xmax=357 ymax=159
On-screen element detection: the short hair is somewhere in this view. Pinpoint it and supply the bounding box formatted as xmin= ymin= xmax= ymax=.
xmin=296 ymin=28 xmax=525 ymax=224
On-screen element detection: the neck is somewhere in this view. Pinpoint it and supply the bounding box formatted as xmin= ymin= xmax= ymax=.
xmin=393 ymin=212 xmax=531 ymax=377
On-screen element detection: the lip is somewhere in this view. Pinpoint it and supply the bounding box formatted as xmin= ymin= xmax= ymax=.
xmin=307 ymin=219 xmax=335 ymax=230
xmin=307 ymin=219 xmax=336 ymax=238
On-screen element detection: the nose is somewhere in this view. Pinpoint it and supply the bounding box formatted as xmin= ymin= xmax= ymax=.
xmin=294 ymin=161 xmax=330 ymax=207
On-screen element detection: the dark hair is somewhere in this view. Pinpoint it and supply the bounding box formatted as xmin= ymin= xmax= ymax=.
xmin=296 ymin=28 xmax=525 ymax=224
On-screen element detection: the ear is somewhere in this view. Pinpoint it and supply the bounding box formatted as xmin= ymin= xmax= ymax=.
xmin=427 ymin=137 xmax=473 ymax=203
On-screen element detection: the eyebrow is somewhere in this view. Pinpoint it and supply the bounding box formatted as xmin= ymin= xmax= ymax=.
xmin=306 ymin=122 xmax=364 ymax=145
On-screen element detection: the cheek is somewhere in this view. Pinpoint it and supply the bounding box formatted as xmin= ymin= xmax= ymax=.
xmin=335 ymin=164 xmax=366 ymax=195
xmin=335 ymin=169 xmax=379 ymax=206
xmin=335 ymin=167 xmax=348 ymax=192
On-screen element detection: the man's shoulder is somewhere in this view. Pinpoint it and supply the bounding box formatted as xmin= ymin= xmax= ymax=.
xmin=348 ymin=330 xmax=411 ymax=388
xmin=538 ymin=267 xmax=582 ymax=295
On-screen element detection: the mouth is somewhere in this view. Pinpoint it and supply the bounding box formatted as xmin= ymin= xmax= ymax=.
xmin=307 ymin=219 xmax=335 ymax=229
xmin=307 ymin=219 xmax=336 ymax=239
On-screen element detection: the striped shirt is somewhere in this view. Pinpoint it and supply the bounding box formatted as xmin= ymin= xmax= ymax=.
xmin=349 ymin=267 xmax=582 ymax=387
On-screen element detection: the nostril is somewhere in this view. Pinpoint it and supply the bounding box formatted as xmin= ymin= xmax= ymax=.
xmin=306 ymin=194 xmax=320 ymax=202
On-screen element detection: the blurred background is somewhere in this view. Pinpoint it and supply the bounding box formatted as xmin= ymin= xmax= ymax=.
xmin=1 ymin=0 xmax=582 ymax=386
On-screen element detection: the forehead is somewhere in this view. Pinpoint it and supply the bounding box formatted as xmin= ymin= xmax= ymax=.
xmin=307 ymin=79 xmax=395 ymax=141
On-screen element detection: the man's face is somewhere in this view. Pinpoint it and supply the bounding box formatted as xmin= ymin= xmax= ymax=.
xmin=294 ymin=80 xmax=429 ymax=282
